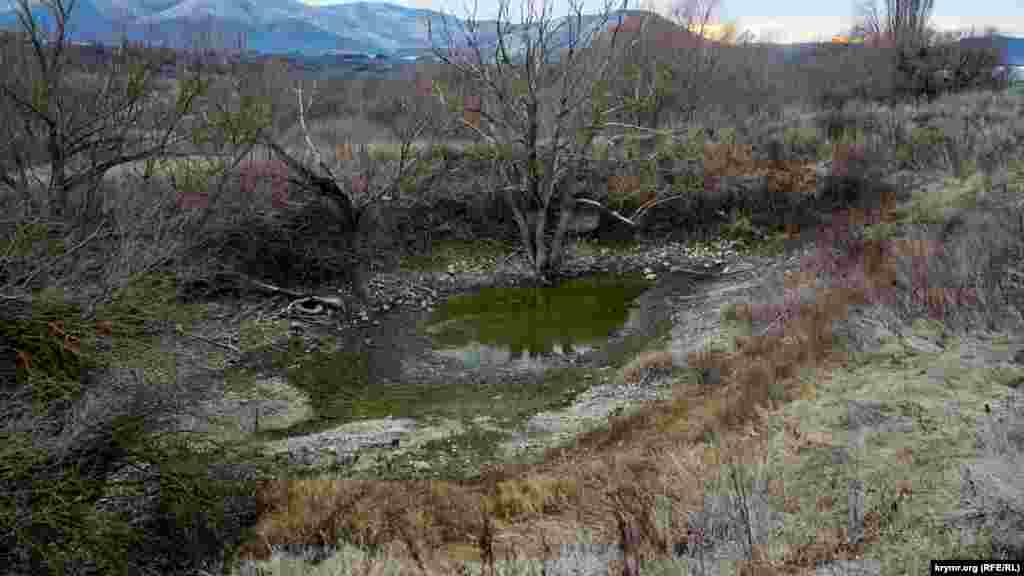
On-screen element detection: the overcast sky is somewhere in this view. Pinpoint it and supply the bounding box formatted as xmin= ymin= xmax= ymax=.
xmin=301 ymin=0 xmax=1024 ymax=43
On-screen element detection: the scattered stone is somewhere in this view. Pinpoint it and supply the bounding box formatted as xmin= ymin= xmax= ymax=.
xmin=832 ymin=307 xmax=900 ymax=355
xmin=903 ymin=334 xmax=943 ymax=355
xmin=699 ymin=367 xmax=721 ymax=386
xmin=843 ymin=400 xmax=890 ymax=430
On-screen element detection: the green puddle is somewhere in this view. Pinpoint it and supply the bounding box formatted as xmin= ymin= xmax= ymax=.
xmin=424 ymin=273 xmax=653 ymax=368
xmin=253 ymin=273 xmax=657 ymax=444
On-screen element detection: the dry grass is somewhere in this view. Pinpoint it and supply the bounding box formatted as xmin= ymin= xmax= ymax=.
xmin=234 ymin=213 xmax=872 ymax=573
xmin=238 ymin=222 xmax=1018 ymax=575
xmin=231 ymin=101 xmax=1024 ymax=575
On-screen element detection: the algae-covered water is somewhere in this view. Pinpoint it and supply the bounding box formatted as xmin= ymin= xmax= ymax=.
xmin=254 ymin=272 xmax=668 ymax=445
xmin=424 ymin=273 xmax=653 ymax=368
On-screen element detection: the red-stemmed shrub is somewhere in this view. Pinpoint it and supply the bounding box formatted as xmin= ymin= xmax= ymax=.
xmin=237 ymin=158 xmax=292 ymax=210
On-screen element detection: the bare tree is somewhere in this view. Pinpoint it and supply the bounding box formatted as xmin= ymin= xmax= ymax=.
xmin=852 ymin=0 xmax=934 ymax=49
xmin=245 ymin=66 xmax=450 ymax=298
xmin=666 ymin=0 xmax=738 ymax=123
xmin=428 ymin=0 xmax=639 ymax=283
xmin=851 ymin=0 xmax=883 ymax=41
xmin=0 ymin=0 xmax=204 ymax=220
xmin=600 ymin=0 xmax=731 ymax=130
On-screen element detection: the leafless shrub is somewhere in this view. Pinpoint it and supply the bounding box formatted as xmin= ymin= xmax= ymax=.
xmin=0 ymin=0 xmax=204 ymax=224
xmin=888 ymin=205 xmax=1024 ymax=332
xmin=955 ymin=394 xmax=1024 ymax=560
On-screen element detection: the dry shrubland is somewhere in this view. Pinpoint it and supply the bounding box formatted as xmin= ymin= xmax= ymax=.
xmin=2 ymin=1 xmax=1023 ymax=573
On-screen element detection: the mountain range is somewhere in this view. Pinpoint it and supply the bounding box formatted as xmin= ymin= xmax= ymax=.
xmin=0 ymin=0 xmax=631 ymax=56
xmin=1 ymin=0 xmax=1023 ymax=62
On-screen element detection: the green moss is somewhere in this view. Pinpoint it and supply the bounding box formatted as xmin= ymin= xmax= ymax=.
xmin=783 ymin=125 xmax=821 ymax=158
xmin=238 ymin=318 xmax=290 ymax=353
xmin=385 ymin=424 xmax=515 ymax=480
xmin=770 ymin=338 xmax=1019 ymax=573
xmin=720 ymin=213 xmax=760 ymax=247
xmin=366 ymin=143 xmax=404 ymax=163
xmin=1008 ymin=158 xmax=1024 ymax=195
xmin=95 ymin=271 xmax=206 ymax=336
xmin=720 ymin=302 xmax=742 ymax=323
xmin=399 ymin=239 xmax=513 ymax=272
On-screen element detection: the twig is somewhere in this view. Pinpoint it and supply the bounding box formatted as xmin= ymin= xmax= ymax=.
xmin=228 ymin=272 xmax=347 ymax=312
xmin=575 ymin=198 xmax=638 ymax=227
xmin=631 ymin=194 xmax=689 ymax=223
xmin=12 ymin=220 xmax=108 ymax=289
xmin=174 ymin=326 xmax=241 ymax=355
xmin=502 ymin=247 xmax=525 ymax=266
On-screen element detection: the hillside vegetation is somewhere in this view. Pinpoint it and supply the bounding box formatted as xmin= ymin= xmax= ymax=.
xmin=1 ymin=0 xmax=1023 ymax=574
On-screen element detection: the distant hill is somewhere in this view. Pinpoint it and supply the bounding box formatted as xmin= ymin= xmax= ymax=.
xmin=1 ymin=0 xmax=1022 ymax=62
xmin=960 ymin=34 xmax=1024 ymax=66
xmin=0 ymin=0 xmax=115 ymax=44
xmin=0 ymin=0 xmax=452 ymax=54
xmin=0 ymin=0 xmax=711 ymax=57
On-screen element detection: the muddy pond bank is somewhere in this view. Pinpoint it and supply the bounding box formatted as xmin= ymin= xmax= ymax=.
xmin=187 ymin=238 xmax=754 ymax=479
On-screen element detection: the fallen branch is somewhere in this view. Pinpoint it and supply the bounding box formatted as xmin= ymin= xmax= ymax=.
xmin=575 ymin=198 xmax=639 ymax=228
xmin=574 ymin=193 xmax=688 ymax=229
xmin=175 ymin=327 xmax=241 ymax=355
xmin=230 ymin=273 xmax=348 ymax=313
xmin=631 ymin=194 xmax=688 ymax=223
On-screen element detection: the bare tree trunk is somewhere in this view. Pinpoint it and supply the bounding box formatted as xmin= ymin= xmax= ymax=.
xmin=505 ymin=185 xmax=536 ymax=268
xmin=533 ymin=201 xmax=550 ymax=278
xmin=429 ymin=0 xmax=633 ymax=284
xmin=547 ymin=171 xmax=577 ymax=273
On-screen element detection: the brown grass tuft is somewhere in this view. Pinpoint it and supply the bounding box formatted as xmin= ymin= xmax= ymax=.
xmin=488 ymin=475 xmax=580 ymax=521
xmin=237 ymin=478 xmax=484 ymax=563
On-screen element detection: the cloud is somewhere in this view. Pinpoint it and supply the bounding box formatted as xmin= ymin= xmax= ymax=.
xmin=293 ymin=1 xmax=1024 ymax=39
xmin=737 ymin=15 xmax=854 ymax=43
xmin=929 ymin=15 xmax=1024 ymax=37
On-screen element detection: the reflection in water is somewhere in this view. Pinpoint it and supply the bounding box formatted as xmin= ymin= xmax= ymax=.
xmin=435 ymin=342 xmax=511 ymax=367
xmin=436 ymin=341 xmax=597 ymax=369
xmin=425 ymin=273 xmax=650 ymax=368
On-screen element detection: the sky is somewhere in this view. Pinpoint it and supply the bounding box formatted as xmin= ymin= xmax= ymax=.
xmin=301 ymin=0 xmax=1024 ymax=43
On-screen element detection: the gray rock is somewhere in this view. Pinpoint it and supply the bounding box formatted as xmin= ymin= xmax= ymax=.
xmin=903 ymin=334 xmax=943 ymax=355
xmin=832 ymin=306 xmax=899 ymax=355
xmin=829 ymin=446 xmax=852 ymax=466
xmin=541 ymin=541 xmax=622 ymax=576
xmin=699 ymin=367 xmax=721 ymax=386
xmin=843 ymin=400 xmax=891 ymax=430
xmin=1013 ymin=349 xmax=1024 ymax=365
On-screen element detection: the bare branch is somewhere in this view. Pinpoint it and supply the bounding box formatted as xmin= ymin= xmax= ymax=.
xmin=293 ymin=83 xmax=337 ymax=182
